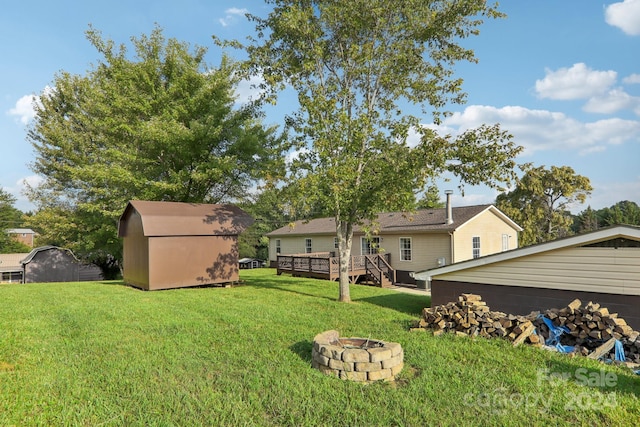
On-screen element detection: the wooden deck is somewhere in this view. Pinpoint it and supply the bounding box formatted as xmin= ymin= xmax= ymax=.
xmin=276 ymin=253 xmax=395 ymax=287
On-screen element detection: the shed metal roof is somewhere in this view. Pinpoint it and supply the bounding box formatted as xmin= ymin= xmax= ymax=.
xmin=266 ymin=205 xmax=520 ymax=237
xmin=118 ymin=200 xmax=254 ymax=237
xmin=20 ymin=246 xmax=79 ymax=264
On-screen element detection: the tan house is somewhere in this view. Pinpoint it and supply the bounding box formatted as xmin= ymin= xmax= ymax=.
xmin=266 ymin=197 xmax=521 ymax=285
xmin=118 ymin=200 xmax=254 ymax=291
xmin=0 ymin=252 xmax=29 ymax=283
xmin=6 ymin=228 xmax=37 ymax=248
xmin=412 ymin=225 xmax=640 ymax=329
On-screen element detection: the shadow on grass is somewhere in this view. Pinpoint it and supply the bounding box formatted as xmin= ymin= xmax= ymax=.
xmin=242 ymin=272 xmax=338 ymax=302
xmin=356 ymin=293 xmax=431 ymax=316
xmin=290 ymin=340 xmax=313 ymax=364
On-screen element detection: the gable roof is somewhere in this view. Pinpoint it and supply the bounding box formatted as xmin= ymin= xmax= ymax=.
xmin=118 ymin=200 xmax=254 ymax=237
xmin=6 ymin=228 xmax=36 ymax=234
xmin=266 ymin=205 xmax=521 ymax=237
xmin=0 ymin=252 xmax=30 ymax=272
xmin=412 ymin=224 xmax=640 ymax=281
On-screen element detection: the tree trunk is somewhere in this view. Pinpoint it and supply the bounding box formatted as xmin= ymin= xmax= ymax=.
xmin=336 ymin=219 xmax=353 ymax=303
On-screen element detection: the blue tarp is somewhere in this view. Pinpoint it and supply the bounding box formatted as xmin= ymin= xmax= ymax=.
xmin=614 ymin=339 xmax=626 ymax=362
xmin=538 ymin=315 xmax=570 ymax=347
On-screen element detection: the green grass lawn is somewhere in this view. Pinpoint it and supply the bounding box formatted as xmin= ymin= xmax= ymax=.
xmin=1 ymin=269 xmax=639 ymax=426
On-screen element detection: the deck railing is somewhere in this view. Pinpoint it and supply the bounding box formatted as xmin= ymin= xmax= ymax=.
xmin=276 ymin=253 xmax=391 ymax=281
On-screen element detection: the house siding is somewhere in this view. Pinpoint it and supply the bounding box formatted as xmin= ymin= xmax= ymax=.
xmin=432 ymin=247 xmax=640 ymax=296
xmin=376 ymin=233 xmax=451 ymax=272
xmin=453 ymin=210 xmax=519 ymax=262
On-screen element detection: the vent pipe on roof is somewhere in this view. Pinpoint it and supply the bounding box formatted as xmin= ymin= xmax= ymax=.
xmin=445 ymin=190 xmax=453 ymax=225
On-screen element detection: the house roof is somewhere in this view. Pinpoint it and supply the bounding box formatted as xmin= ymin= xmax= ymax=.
xmin=412 ymin=224 xmax=640 ymax=281
xmin=0 ymin=252 xmax=30 ymax=272
xmin=266 ymin=205 xmax=521 ymax=237
xmin=6 ymin=228 xmax=36 ymax=234
xmin=118 ymin=200 xmax=254 ymax=238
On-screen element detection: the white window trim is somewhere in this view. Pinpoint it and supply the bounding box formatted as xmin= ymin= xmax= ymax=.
xmin=275 ymin=239 xmax=281 ymax=254
xmin=305 ymin=238 xmax=312 ymax=253
xmin=502 ymin=234 xmax=509 ymax=252
xmin=472 ymin=236 xmax=481 ymax=259
xmin=361 ymin=236 xmax=380 ymax=255
xmin=399 ymin=237 xmax=412 ymax=261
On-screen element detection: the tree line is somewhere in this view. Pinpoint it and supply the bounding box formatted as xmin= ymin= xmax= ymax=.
xmin=2 ymin=1 xmax=637 ymax=301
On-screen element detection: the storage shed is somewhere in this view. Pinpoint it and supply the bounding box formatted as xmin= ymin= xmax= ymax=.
xmin=412 ymin=225 xmax=640 ymax=330
xmin=118 ymin=200 xmax=254 ymax=290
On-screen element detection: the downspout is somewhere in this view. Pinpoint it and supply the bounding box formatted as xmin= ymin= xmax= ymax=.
xmin=449 ymin=232 xmax=454 ymax=264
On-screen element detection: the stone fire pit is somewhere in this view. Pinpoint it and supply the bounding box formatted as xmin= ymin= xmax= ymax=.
xmin=311 ymin=330 xmax=403 ymax=383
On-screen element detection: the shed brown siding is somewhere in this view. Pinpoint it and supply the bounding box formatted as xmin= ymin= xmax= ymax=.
xmin=118 ymin=200 xmax=253 ymax=291
xmin=431 ymin=280 xmax=640 ymax=331
xmin=147 ymin=235 xmax=239 ymax=290
xmin=121 ymin=210 xmax=150 ymax=289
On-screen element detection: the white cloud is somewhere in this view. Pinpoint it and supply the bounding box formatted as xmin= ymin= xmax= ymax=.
xmin=234 ymin=73 xmax=265 ymax=105
xmin=583 ymin=88 xmax=640 ymax=114
xmin=535 ymin=63 xmax=617 ymax=100
xmin=605 ymin=0 xmax=640 ymax=35
xmin=586 ymin=178 xmax=640 ymax=209
xmin=219 ymin=7 xmax=249 ymax=27
xmin=19 ymin=175 xmax=44 ymax=190
xmin=623 ymin=73 xmax=640 ymax=84
xmin=3 ymin=175 xmax=42 ymax=212
xmin=7 ymin=94 xmax=37 ymax=124
xmin=429 ymin=105 xmax=640 ymax=156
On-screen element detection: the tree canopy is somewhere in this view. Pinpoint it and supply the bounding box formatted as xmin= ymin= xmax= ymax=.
xmin=573 ymin=200 xmax=640 ymax=232
xmin=244 ymin=0 xmax=522 ymax=301
xmin=0 ymin=188 xmax=30 ymax=253
xmin=26 ymin=26 xmax=283 ymax=277
xmin=496 ymin=165 xmax=593 ymax=246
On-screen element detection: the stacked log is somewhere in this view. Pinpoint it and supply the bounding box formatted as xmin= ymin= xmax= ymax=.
xmin=416 ymin=294 xmax=539 ymax=346
xmin=533 ymin=299 xmax=640 ymax=364
xmin=415 ymin=294 xmax=640 ymax=364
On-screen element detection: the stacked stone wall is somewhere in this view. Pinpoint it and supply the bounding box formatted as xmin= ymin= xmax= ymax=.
xmin=311 ymin=330 xmax=403 ymax=383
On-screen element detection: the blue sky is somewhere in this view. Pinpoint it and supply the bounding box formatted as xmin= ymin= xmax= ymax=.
xmin=2 ymin=0 xmax=639 ymax=213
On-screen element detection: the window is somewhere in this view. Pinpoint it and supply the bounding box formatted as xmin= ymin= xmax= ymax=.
xmin=275 ymin=239 xmax=281 ymax=254
xmin=305 ymin=238 xmax=312 ymax=254
xmin=400 ymin=237 xmax=412 ymax=261
xmin=502 ymin=234 xmax=509 ymax=252
xmin=472 ymin=236 xmax=481 ymax=259
xmin=361 ymin=237 xmax=380 ymax=255
xmin=334 ymin=237 xmax=339 ymax=249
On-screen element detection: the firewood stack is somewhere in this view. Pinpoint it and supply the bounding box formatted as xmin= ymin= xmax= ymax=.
xmin=415 ymin=294 xmax=640 ymax=364
xmin=533 ymin=299 xmax=640 ymax=364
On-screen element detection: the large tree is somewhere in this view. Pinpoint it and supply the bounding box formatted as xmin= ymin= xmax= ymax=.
xmin=0 ymin=189 xmax=30 ymax=253
xmin=496 ymin=165 xmax=593 ymax=246
xmin=26 ymin=26 xmax=282 ymax=277
xmin=244 ymin=0 xmax=522 ymax=302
